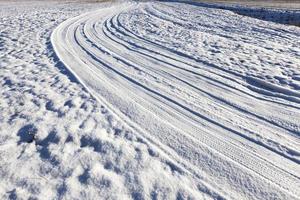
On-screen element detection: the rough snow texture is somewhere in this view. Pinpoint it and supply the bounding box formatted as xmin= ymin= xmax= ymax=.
xmin=0 ymin=2 xmax=206 ymax=199
xmin=1 ymin=1 xmax=300 ymax=200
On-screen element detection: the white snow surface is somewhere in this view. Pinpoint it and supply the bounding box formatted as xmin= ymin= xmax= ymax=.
xmin=1 ymin=1 xmax=300 ymax=199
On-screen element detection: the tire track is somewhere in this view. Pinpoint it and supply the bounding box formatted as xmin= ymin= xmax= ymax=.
xmin=103 ymin=13 xmax=300 ymax=153
xmin=51 ymin=2 xmax=300 ymax=199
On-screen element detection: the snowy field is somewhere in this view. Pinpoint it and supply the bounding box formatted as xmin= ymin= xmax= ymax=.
xmin=196 ymin=0 xmax=300 ymax=9
xmin=1 ymin=0 xmax=300 ymax=199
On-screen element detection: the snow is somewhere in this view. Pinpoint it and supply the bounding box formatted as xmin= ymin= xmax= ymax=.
xmin=1 ymin=0 xmax=300 ymax=199
xmin=177 ymin=0 xmax=300 ymax=26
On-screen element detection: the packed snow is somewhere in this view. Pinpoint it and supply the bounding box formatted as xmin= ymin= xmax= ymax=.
xmin=1 ymin=1 xmax=300 ymax=199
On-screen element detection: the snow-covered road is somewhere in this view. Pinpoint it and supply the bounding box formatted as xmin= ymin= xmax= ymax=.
xmin=1 ymin=2 xmax=210 ymax=199
xmin=51 ymin=2 xmax=300 ymax=199
xmin=1 ymin=1 xmax=300 ymax=199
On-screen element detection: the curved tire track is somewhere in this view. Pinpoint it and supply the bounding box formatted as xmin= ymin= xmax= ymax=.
xmin=51 ymin=2 xmax=300 ymax=199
